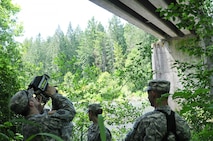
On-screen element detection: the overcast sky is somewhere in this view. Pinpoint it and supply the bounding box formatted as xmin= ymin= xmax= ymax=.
xmin=12 ymin=0 xmax=119 ymax=39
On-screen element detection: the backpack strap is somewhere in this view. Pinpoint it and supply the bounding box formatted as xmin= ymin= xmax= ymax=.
xmin=157 ymin=110 xmax=179 ymax=141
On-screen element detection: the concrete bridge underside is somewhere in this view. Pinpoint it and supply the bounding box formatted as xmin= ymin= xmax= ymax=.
xmin=89 ymin=0 xmax=194 ymax=39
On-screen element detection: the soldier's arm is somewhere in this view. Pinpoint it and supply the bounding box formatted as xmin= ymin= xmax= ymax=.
xmin=175 ymin=115 xmax=191 ymax=141
xmin=88 ymin=125 xmax=101 ymax=141
xmin=106 ymin=128 xmax=112 ymax=141
xmin=51 ymin=93 xmax=76 ymax=120
xmin=45 ymin=86 xmax=76 ymax=121
xmin=124 ymin=118 xmax=141 ymax=141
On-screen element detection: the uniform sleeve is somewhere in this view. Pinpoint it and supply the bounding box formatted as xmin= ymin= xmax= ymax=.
xmin=50 ymin=93 xmax=76 ymax=121
xmin=106 ymin=127 xmax=112 ymax=141
xmin=87 ymin=124 xmax=100 ymax=141
xmin=175 ymin=114 xmax=191 ymax=141
xmin=124 ymin=117 xmax=144 ymax=141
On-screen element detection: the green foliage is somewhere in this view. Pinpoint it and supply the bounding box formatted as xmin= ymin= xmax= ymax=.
xmin=113 ymin=42 xmax=125 ymax=70
xmin=0 ymin=120 xmax=23 ymax=141
xmin=0 ymin=0 xmax=24 ymax=139
xmin=158 ymin=0 xmax=213 ymax=140
xmin=172 ymin=58 xmax=213 ymax=140
xmin=108 ymin=15 xmax=127 ymax=55
xmin=123 ymin=26 xmax=157 ymax=91
xmin=58 ymin=66 xmax=150 ymax=140
xmin=71 ymin=97 xmax=149 ymax=141
xmin=158 ymin=0 xmax=213 ymax=39
xmin=104 ymin=100 xmax=149 ymax=140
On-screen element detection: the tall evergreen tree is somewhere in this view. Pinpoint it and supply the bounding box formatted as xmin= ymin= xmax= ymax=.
xmin=77 ymin=17 xmax=107 ymax=72
xmin=63 ymin=22 xmax=81 ymax=73
xmin=108 ymin=15 xmax=127 ymax=55
xmin=0 ymin=0 xmax=24 ymax=139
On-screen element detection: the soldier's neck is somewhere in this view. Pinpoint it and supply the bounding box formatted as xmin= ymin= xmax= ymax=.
xmin=92 ymin=117 xmax=98 ymax=124
xmin=154 ymin=100 xmax=168 ymax=108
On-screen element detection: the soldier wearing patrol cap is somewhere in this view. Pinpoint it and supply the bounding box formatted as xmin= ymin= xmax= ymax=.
xmin=87 ymin=103 xmax=112 ymax=141
xmin=125 ymin=79 xmax=191 ymax=141
xmin=9 ymin=85 xmax=76 ymax=141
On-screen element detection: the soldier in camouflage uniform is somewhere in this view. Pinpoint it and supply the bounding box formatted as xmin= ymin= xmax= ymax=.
xmin=87 ymin=103 xmax=112 ymax=141
xmin=9 ymin=85 xmax=76 ymax=141
xmin=125 ymin=80 xmax=191 ymax=141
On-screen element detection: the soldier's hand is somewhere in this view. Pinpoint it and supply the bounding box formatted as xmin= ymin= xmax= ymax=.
xmin=48 ymin=110 xmax=56 ymax=115
xmin=45 ymin=85 xmax=57 ymax=97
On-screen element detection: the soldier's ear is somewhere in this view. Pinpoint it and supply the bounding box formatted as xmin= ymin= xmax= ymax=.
xmin=148 ymin=90 xmax=155 ymax=96
xmin=152 ymin=91 xmax=158 ymax=98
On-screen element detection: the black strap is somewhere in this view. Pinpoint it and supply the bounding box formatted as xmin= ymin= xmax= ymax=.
xmin=157 ymin=110 xmax=179 ymax=141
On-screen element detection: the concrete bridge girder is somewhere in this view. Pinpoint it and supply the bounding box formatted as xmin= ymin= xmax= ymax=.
xmin=89 ymin=0 xmax=192 ymax=39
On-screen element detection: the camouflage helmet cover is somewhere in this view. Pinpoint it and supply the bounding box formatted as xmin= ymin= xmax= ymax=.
xmin=9 ymin=89 xmax=33 ymax=115
xmin=88 ymin=103 xmax=102 ymax=112
xmin=146 ymin=80 xmax=170 ymax=93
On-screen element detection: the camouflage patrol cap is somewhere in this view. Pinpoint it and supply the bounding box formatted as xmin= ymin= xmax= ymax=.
xmin=9 ymin=89 xmax=34 ymax=115
xmin=88 ymin=103 xmax=102 ymax=111
xmin=146 ymin=80 xmax=170 ymax=92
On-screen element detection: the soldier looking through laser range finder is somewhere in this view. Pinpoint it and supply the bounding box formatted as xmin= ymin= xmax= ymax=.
xmin=9 ymin=74 xmax=76 ymax=141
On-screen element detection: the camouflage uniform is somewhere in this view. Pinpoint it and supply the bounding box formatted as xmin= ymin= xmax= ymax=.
xmin=87 ymin=123 xmax=112 ymax=141
xmin=10 ymin=90 xmax=76 ymax=141
xmin=125 ymin=80 xmax=191 ymax=141
xmin=125 ymin=105 xmax=191 ymax=141
xmin=87 ymin=103 xmax=112 ymax=141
